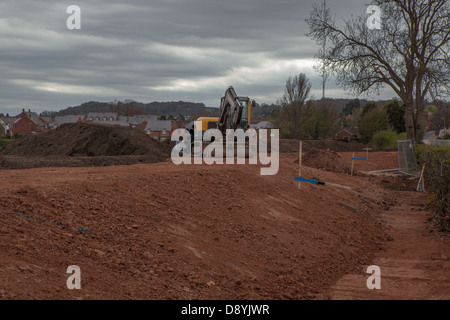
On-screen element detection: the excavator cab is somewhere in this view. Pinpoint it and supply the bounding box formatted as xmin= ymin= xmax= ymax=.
xmin=218 ymin=91 xmax=255 ymax=133
xmin=195 ymin=86 xmax=255 ymax=138
xmin=218 ymin=97 xmax=245 ymax=131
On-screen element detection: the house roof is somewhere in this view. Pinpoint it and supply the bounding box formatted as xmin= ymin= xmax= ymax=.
xmin=120 ymin=115 xmax=158 ymax=125
xmin=0 ymin=117 xmax=14 ymax=126
xmin=93 ymin=120 xmax=131 ymax=127
xmin=337 ymin=127 xmax=358 ymax=136
xmin=144 ymin=120 xmax=172 ymax=132
xmin=21 ymin=111 xmax=47 ymax=127
xmin=130 ymin=115 xmax=158 ymax=121
xmin=53 ymin=115 xmax=83 ymax=126
xmin=87 ymin=112 xmax=118 ymax=121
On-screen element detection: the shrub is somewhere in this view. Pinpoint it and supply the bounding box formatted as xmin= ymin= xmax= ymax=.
xmin=358 ymin=108 xmax=389 ymax=143
xmin=397 ymin=132 xmax=407 ymax=140
xmin=416 ymin=145 xmax=450 ymax=232
xmin=443 ymin=133 xmax=450 ymax=140
xmin=372 ymin=129 xmax=398 ymax=150
xmin=0 ymin=138 xmax=13 ymax=149
xmin=383 ymin=100 xmax=406 ymax=133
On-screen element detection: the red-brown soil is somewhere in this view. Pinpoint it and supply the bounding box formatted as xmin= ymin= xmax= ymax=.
xmin=300 ymin=149 xmax=352 ymax=174
xmin=279 ymin=139 xmax=381 ymax=153
xmin=339 ymin=151 xmax=400 ymax=173
xmin=328 ymin=152 xmax=450 ymax=300
xmin=329 ymin=190 xmax=450 ymax=300
xmin=0 ymin=147 xmax=448 ymax=300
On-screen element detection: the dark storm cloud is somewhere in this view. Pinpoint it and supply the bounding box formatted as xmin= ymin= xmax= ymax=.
xmin=0 ymin=0 xmax=390 ymax=115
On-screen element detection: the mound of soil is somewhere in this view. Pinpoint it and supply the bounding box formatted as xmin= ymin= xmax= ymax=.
xmin=297 ymin=149 xmax=352 ymax=174
xmin=0 ymin=123 xmax=172 ymax=169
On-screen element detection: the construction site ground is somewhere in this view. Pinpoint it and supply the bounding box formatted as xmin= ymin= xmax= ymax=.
xmin=0 ymin=148 xmax=449 ymax=300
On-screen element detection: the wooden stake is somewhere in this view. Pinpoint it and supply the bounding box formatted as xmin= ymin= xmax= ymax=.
xmin=422 ymin=166 xmax=425 ymax=192
xmin=298 ymin=141 xmax=303 ymax=190
xmin=363 ymin=147 xmax=372 ymax=160
xmin=351 ymin=152 xmax=355 ymax=176
xmin=327 ymin=182 xmax=353 ymax=190
xmin=417 ymin=165 xmax=426 ymax=192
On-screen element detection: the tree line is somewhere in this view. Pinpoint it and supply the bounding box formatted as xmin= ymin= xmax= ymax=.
xmin=269 ymin=72 xmax=448 ymax=148
xmin=269 ymin=74 xmax=341 ymax=140
xmin=269 ymin=73 xmax=401 ymax=142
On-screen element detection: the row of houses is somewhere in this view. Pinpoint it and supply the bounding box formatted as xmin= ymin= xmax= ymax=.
xmin=0 ymin=109 xmax=48 ymax=137
xmin=3 ymin=110 xmax=447 ymax=144
xmin=0 ymin=109 xmax=181 ymax=141
xmin=0 ymin=110 xmax=378 ymax=142
xmin=0 ymin=109 xmax=281 ymax=139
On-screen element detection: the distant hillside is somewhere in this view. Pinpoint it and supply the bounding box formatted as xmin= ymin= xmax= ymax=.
xmin=41 ymin=97 xmax=396 ymax=120
xmin=43 ymin=100 xmax=216 ymax=118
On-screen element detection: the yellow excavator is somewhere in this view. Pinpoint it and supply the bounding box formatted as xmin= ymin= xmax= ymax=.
xmin=195 ymin=86 xmax=256 ymax=136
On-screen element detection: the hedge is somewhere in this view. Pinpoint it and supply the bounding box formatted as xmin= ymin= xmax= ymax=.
xmin=416 ymin=145 xmax=450 ymax=231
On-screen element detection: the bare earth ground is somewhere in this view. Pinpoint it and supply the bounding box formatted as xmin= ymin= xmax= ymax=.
xmin=0 ymin=151 xmax=449 ymax=300
xmin=330 ymin=153 xmax=450 ymax=300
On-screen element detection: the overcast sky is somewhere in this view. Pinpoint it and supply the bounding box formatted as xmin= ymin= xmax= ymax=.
xmin=0 ymin=0 xmax=396 ymax=115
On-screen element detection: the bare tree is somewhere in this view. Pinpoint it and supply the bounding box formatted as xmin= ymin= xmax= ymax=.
xmin=306 ymin=0 xmax=450 ymax=143
xmin=279 ymin=73 xmax=312 ymax=107
xmin=273 ymin=74 xmax=342 ymax=139
xmin=277 ymin=74 xmax=312 ymax=139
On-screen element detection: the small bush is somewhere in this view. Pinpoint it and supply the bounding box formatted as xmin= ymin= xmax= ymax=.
xmin=443 ymin=133 xmax=450 ymax=140
xmin=397 ymin=132 xmax=407 ymax=140
xmin=416 ymin=145 xmax=450 ymax=232
xmin=358 ymin=108 xmax=388 ymax=143
xmin=0 ymin=138 xmax=13 ymax=149
xmin=372 ymin=129 xmax=398 ymax=150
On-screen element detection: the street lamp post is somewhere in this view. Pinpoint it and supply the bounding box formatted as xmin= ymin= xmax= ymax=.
xmin=446 ymin=106 xmax=449 ymax=129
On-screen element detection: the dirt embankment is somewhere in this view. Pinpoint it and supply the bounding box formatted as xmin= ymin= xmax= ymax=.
xmin=279 ymin=139 xmax=381 ymax=154
xmin=0 ymin=123 xmax=172 ymax=169
xmin=294 ymin=149 xmax=352 ymax=174
xmin=0 ymin=153 xmax=393 ymax=300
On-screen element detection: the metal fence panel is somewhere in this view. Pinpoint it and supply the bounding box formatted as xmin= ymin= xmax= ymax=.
xmin=397 ymin=139 xmax=418 ymax=175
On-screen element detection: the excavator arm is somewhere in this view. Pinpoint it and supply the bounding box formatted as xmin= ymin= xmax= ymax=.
xmin=217 ymin=86 xmax=243 ymax=134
